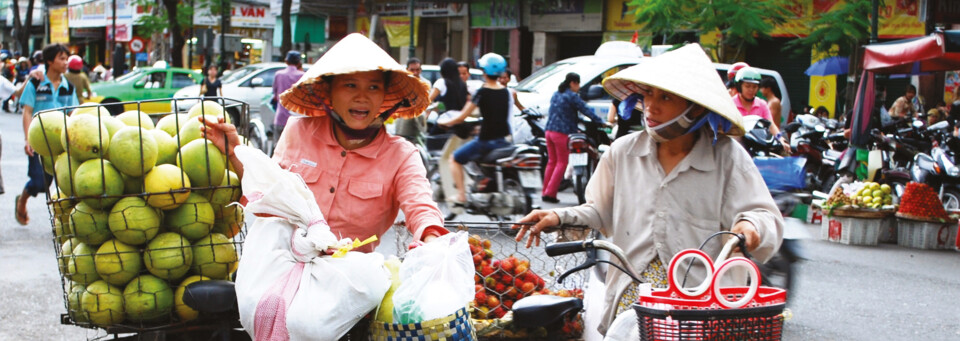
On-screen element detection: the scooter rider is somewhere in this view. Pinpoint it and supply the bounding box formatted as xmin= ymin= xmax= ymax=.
xmin=441 ymin=53 xmax=515 ymax=205
xmin=513 ymin=44 xmax=783 ymax=335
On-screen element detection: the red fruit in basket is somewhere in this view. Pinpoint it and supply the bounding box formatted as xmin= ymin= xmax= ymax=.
xmin=480 ymin=266 xmax=494 ymax=277
xmin=486 ymin=296 xmax=500 ymax=308
xmin=505 ymin=287 xmax=519 ymax=299
xmin=475 ymin=274 xmax=481 ymax=283
xmin=515 ymin=263 xmax=528 ymax=275
xmin=503 ymin=275 xmax=514 ymax=284
xmin=482 ymin=239 xmax=491 ymax=249
xmin=562 ymin=325 xmax=573 ymax=334
xmin=473 ymin=254 xmax=483 ymax=264
xmin=484 ymin=277 xmax=497 ymax=287
xmin=491 ymin=307 xmax=506 ymax=318
xmin=476 ymin=284 xmax=483 ymax=292
xmin=503 ymin=299 xmax=514 ymax=310
xmin=475 ymin=291 xmax=487 ymax=303
xmin=491 ymin=259 xmax=500 ymax=269
xmin=557 ymin=289 xmax=572 ymax=297
xmin=480 ymin=260 xmax=489 ymax=269
xmin=521 ymin=282 xmax=535 ymax=293
xmin=485 ymin=249 xmax=494 ymax=259
xmin=501 ymin=259 xmax=515 ymax=273
xmin=495 ymin=283 xmax=506 ymax=294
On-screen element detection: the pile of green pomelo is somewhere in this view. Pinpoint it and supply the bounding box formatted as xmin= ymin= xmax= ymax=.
xmin=28 ymin=101 xmax=245 ymax=328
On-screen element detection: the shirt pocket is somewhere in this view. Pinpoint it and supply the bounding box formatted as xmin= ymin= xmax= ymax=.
xmin=345 ymin=179 xmax=388 ymax=222
xmin=668 ymin=210 xmax=722 ymax=252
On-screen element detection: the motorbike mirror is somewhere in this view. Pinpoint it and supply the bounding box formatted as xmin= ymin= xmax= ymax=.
xmin=912 ymin=120 xmax=924 ymax=129
xmin=783 ymin=122 xmax=801 ymax=133
xmin=584 ymin=84 xmax=605 ymax=100
xmin=815 ymin=125 xmax=826 ymax=133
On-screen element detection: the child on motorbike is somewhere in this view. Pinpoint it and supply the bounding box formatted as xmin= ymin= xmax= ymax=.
xmin=201 ymin=33 xmax=447 ymax=252
xmin=440 ymin=53 xmax=515 ymax=205
xmin=513 ymin=44 xmax=784 ymax=335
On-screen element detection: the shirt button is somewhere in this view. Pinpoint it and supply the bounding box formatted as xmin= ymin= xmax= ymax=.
xmin=329 ymin=187 xmax=335 ymax=193
xmin=656 ymin=242 xmax=663 ymax=249
xmin=657 ymin=211 xmax=664 ymax=217
xmin=341 ymin=151 xmax=346 ymax=157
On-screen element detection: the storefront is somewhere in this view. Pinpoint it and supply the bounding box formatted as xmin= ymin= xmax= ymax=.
xmin=66 ymin=0 xmax=135 ymax=69
xmin=194 ymin=0 xmax=274 ymax=69
xmin=469 ymin=0 xmax=527 ymax=77
xmin=526 ymin=0 xmax=602 ymax=73
xmin=376 ymin=1 xmax=469 ymax=66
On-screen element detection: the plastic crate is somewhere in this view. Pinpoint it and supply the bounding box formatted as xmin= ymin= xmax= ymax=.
xmin=896 ymin=218 xmax=958 ymax=250
xmin=878 ymin=216 xmax=898 ymax=244
xmin=820 ymin=215 xmax=881 ymax=246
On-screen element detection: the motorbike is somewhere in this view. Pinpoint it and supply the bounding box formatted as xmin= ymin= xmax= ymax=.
xmin=742 ymin=116 xmax=786 ymax=157
xmin=513 ymin=108 xmax=549 ymax=181
xmin=783 ymin=115 xmax=847 ymax=192
xmin=910 ymin=120 xmax=960 ymax=209
xmin=430 ymin=117 xmax=543 ymax=222
xmin=568 ymin=118 xmax=612 ymax=204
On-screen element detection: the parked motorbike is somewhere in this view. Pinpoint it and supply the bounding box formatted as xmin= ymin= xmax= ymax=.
xmin=742 ymin=116 xmax=785 ymax=157
xmin=783 ymin=115 xmax=846 ymax=192
xmin=568 ymin=118 xmax=612 ymax=204
xmin=910 ymin=120 xmax=960 ymax=209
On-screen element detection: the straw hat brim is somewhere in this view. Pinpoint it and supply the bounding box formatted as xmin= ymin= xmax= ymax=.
xmin=602 ymin=44 xmax=744 ymax=136
xmin=279 ymin=33 xmax=430 ymax=120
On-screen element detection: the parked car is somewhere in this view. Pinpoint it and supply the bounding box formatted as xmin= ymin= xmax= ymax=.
xmin=173 ymin=62 xmax=311 ymax=119
xmin=89 ymin=66 xmax=203 ymax=115
xmin=420 ymin=64 xmax=485 ymax=93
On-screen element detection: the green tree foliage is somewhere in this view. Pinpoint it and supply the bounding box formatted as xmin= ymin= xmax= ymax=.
xmin=135 ymin=0 xmax=218 ymax=67
xmin=784 ymin=0 xmax=871 ymax=57
xmin=628 ymin=0 xmax=792 ymax=62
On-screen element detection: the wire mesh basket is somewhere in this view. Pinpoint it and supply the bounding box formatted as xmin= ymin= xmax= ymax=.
xmin=388 ymin=221 xmax=592 ymax=339
xmin=30 ymin=98 xmax=251 ymax=336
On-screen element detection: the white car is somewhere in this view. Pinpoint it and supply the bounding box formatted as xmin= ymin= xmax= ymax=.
xmin=173 ymin=62 xmax=309 ymax=120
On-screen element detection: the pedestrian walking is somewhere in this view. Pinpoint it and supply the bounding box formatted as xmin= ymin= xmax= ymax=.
xmin=200 ymin=64 xmax=223 ymax=98
xmin=271 ymin=50 xmax=305 ymax=143
xmin=16 ymin=44 xmax=78 ymax=225
xmin=540 ymin=72 xmax=607 ymax=203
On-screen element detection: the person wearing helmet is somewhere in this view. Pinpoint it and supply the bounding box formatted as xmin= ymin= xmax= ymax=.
xmin=513 ymin=44 xmax=783 ymax=336
xmin=541 ymin=72 xmax=608 ymax=203
xmin=64 ymin=55 xmax=92 ymax=103
xmin=201 ymin=33 xmax=447 ymax=252
xmin=734 ymin=67 xmax=789 ymax=153
xmin=726 ymin=62 xmax=749 ymax=96
xmin=440 ymin=53 xmax=515 ymax=204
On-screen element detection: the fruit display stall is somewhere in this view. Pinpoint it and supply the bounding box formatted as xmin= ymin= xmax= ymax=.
xmin=385 ymin=222 xmax=590 ymax=339
xmin=895 ymin=183 xmax=959 ymax=250
xmin=29 ymin=99 xmax=249 ymax=336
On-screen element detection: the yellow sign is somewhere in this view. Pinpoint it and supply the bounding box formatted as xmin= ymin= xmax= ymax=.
xmin=356 ymin=16 xmax=370 ymax=36
xmin=50 ymin=7 xmax=69 ymax=44
xmin=382 ymin=16 xmax=420 ymax=48
xmin=772 ymin=0 xmax=923 ymax=38
xmin=809 ymin=48 xmax=838 ymax=117
xmin=605 ymin=0 xmax=642 ymax=32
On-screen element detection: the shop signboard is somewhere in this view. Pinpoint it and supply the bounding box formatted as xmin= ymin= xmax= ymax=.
xmin=269 ymin=0 xmax=301 ymax=16
xmin=376 ymin=2 xmax=467 ymax=17
xmin=67 ymin=0 xmax=135 ymax=32
xmin=50 ymin=7 xmax=70 ymax=44
xmin=528 ymin=0 xmax=602 ymax=32
xmin=604 ymin=0 xmax=642 ymax=32
xmin=382 ymin=16 xmax=420 ymax=47
xmin=772 ymin=0 xmax=924 ymax=39
xmin=195 ymin=2 xmax=273 ymax=29
xmin=470 ymin=0 xmax=519 ymax=29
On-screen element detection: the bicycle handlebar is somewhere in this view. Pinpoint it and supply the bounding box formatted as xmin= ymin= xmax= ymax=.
xmin=545 ymin=241 xmax=587 ymax=257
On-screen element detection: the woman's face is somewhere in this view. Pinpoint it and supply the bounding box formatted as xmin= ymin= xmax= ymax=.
xmin=641 ymin=86 xmax=691 ymax=128
xmin=329 ymin=70 xmax=386 ymax=130
xmin=458 ymin=66 xmax=470 ymax=82
xmin=207 ymin=67 xmax=218 ymax=78
xmin=569 ymin=81 xmax=581 ymax=93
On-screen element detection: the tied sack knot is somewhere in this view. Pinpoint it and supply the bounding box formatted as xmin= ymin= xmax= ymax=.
xmin=289 ymin=218 xmax=337 ymax=263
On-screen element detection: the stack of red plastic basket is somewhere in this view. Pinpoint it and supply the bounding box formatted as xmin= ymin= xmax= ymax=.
xmin=632 ymin=249 xmax=787 ymax=341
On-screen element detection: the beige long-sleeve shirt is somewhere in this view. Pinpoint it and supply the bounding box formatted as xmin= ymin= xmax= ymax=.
xmin=554 ymin=129 xmax=783 ymax=334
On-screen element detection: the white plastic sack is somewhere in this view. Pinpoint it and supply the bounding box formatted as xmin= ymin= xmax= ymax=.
xmin=233 ymin=146 xmax=391 ymax=341
xmin=391 ymin=231 xmax=474 ymax=323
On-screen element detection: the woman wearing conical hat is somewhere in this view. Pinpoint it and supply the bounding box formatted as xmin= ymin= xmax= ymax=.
xmin=202 ymin=33 xmax=446 ymax=251
xmin=513 ymin=44 xmax=784 ymax=334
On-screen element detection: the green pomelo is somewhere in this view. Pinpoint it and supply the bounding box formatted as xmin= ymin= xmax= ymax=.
xmin=40 ymin=154 xmax=55 ymax=175
xmin=60 ymin=114 xmax=110 ymax=161
xmin=190 ymin=233 xmax=237 ymax=279
xmin=70 ymin=202 xmax=112 ymax=246
xmin=102 ymin=116 xmax=126 ymax=142
xmin=74 ymin=158 xmax=124 ymax=209
xmin=204 ymin=171 xmax=241 ymax=206
xmin=54 ymin=152 xmax=81 ymax=196
xmin=108 ymin=127 xmax=158 ymax=177
xmin=143 ymin=232 xmax=193 ymax=280
xmin=67 ymin=282 xmax=89 ymax=323
xmin=95 ymin=240 xmax=142 ymax=286
xmin=174 ymin=275 xmax=209 ymax=321
xmin=177 ymin=114 xmax=226 ymax=145
xmin=156 ymin=114 xmax=188 ymax=137
xmin=186 ymin=101 xmax=226 ymax=120
xmin=27 ymin=110 xmax=67 ymax=157
xmin=150 ymin=129 xmax=178 ymax=165
xmin=59 ymin=237 xmax=81 ymax=275
xmin=143 ymin=164 xmax=191 ymax=210
xmin=51 ymin=188 xmax=76 ymax=227
xmin=68 ymin=242 xmax=101 ymax=285
xmin=108 ymin=197 xmax=161 ymax=245
xmin=123 ymin=274 xmax=174 ymax=322
xmin=81 ymin=280 xmax=125 ymax=327
xmin=117 ymin=110 xmax=156 ymax=129
xmin=212 ymin=204 xmax=243 ymax=239
xmin=165 ymin=193 xmax=215 ymax=241
xmin=70 ymin=104 xmax=110 ymax=117
xmin=120 ymin=173 xmax=143 ymax=194
xmin=176 ymin=139 xmax=226 ymax=187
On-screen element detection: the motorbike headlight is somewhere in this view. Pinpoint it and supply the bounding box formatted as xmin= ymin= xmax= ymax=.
xmin=949 ymin=166 xmax=959 ymax=177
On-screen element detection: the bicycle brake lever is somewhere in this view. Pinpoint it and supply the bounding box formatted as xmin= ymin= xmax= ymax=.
xmin=557 ymin=247 xmax=597 ymax=284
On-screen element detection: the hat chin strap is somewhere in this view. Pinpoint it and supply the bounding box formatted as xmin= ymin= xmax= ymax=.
xmin=323 ymin=99 xmax=411 ymax=140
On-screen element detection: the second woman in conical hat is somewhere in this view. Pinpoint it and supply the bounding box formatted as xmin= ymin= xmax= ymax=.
xmin=202 ymin=33 xmax=447 ymax=251
xmin=512 ymin=44 xmax=784 ymax=335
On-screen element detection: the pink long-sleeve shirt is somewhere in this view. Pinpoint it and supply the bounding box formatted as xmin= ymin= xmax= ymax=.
xmin=272 ymin=115 xmax=444 ymax=252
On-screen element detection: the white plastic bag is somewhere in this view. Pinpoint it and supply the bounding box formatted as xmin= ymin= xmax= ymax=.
xmin=233 ymin=146 xmax=390 ymax=341
xmin=391 ymin=231 xmax=474 ymax=323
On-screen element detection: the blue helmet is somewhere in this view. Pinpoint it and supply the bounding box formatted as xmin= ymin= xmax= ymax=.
xmin=478 ymin=53 xmax=506 ymax=77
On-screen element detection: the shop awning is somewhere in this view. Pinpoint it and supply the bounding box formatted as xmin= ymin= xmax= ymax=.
xmin=862 ymin=30 xmax=960 ymax=74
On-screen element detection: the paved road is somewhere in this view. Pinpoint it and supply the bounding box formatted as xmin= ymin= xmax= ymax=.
xmin=2 ymin=109 xmax=960 ymax=340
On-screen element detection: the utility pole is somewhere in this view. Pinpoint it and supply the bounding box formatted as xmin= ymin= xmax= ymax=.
xmin=408 ymin=0 xmax=414 ymax=58
xmin=870 ymin=0 xmax=879 ymax=43
xmin=220 ymin=0 xmax=228 ymax=72
xmin=188 ymin=0 xmax=194 ymax=69
xmin=112 ymin=0 xmax=117 ymax=62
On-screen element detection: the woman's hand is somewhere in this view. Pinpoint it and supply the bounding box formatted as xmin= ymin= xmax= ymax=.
xmin=513 ymin=209 xmax=560 ymax=248
xmin=199 ymin=116 xmax=241 ymax=157
xmin=731 ymin=220 xmax=760 ymax=252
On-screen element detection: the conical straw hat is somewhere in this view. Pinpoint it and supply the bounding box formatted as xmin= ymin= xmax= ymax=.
xmin=602 ymin=44 xmax=744 ymax=136
xmin=279 ymin=33 xmax=430 ymax=119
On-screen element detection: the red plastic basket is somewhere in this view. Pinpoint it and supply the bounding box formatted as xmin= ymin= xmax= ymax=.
xmin=631 ymin=249 xmax=787 ymax=340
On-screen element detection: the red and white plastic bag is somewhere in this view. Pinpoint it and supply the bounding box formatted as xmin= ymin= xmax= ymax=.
xmin=232 ymin=146 xmax=390 ymax=341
